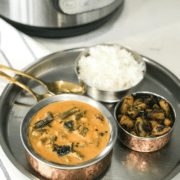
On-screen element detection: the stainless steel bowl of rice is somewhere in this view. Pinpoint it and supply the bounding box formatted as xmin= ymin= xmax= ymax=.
xmin=75 ymin=44 xmax=146 ymax=103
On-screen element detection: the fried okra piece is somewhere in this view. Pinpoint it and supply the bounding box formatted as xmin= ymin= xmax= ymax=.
xmin=117 ymin=114 xmax=123 ymax=120
xmin=120 ymin=95 xmax=134 ymax=115
xmin=142 ymin=95 xmax=160 ymax=105
xmin=149 ymin=120 xmax=159 ymax=129
xmin=59 ymin=107 xmax=80 ymax=120
xmin=134 ymin=117 xmax=151 ymax=137
xmin=164 ymin=118 xmax=172 ymax=126
xmin=119 ymin=115 xmax=134 ymax=129
xmin=134 ymin=98 xmax=142 ymax=105
xmin=148 ymin=110 xmax=165 ymax=120
xmin=76 ymin=123 xmax=88 ymax=137
xmin=151 ymin=124 xmax=171 ymax=136
xmin=159 ymin=100 xmax=170 ymax=116
xmin=34 ymin=112 xmax=53 ymax=129
xmin=133 ymin=102 xmax=147 ymax=111
xmin=54 ymin=143 xmax=84 ymax=161
xmin=127 ymin=109 xmax=138 ymax=119
xmin=74 ymin=110 xmax=87 ymax=120
xmin=153 ymin=104 xmax=160 ymax=109
xmin=63 ymin=120 xmax=75 ymax=131
xmin=128 ymin=101 xmax=147 ymax=119
xmin=53 ymin=144 xmax=73 ymax=157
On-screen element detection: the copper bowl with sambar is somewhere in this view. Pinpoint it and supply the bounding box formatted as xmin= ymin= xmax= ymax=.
xmin=20 ymin=94 xmax=117 ymax=180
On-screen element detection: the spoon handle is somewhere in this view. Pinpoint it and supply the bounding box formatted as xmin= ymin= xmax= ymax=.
xmin=0 ymin=71 xmax=38 ymax=101
xmin=0 ymin=64 xmax=47 ymax=89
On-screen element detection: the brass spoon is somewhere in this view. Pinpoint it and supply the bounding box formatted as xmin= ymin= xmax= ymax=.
xmin=0 ymin=71 xmax=52 ymax=102
xmin=0 ymin=64 xmax=85 ymax=95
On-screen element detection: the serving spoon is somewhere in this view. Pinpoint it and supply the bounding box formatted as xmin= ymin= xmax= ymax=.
xmin=0 ymin=64 xmax=85 ymax=95
xmin=0 ymin=71 xmax=52 ymax=102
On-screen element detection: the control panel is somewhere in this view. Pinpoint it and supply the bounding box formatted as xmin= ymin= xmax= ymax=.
xmin=59 ymin=0 xmax=115 ymax=15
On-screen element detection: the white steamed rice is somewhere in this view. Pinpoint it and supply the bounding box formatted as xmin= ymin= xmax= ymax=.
xmin=78 ymin=45 xmax=145 ymax=91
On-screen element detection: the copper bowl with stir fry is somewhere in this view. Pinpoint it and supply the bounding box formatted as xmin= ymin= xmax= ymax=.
xmin=20 ymin=94 xmax=117 ymax=180
xmin=75 ymin=44 xmax=146 ymax=103
xmin=114 ymin=91 xmax=176 ymax=152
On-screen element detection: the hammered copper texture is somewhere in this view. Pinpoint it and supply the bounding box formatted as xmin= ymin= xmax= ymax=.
xmin=115 ymin=92 xmax=175 ymax=152
xmin=119 ymin=128 xmax=172 ymax=152
xmin=26 ymin=150 xmax=112 ymax=180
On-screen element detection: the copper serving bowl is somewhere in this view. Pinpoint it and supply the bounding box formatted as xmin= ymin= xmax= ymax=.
xmin=20 ymin=94 xmax=117 ymax=180
xmin=75 ymin=44 xmax=146 ymax=103
xmin=114 ymin=91 xmax=176 ymax=152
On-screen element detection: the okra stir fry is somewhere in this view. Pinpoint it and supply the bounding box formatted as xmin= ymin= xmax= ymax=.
xmin=28 ymin=101 xmax=110 ymax=165
xmin=117 ymin=94 xmax=175 ymax=137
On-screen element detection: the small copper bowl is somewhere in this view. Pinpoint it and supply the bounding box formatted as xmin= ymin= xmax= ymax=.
xmin=20 ymin=94 xmax=117 ymax=180
xmin=114 ymin=91 xmax=176 ymax=152
xmin=75 ymin=44 xmax=146 ymax=103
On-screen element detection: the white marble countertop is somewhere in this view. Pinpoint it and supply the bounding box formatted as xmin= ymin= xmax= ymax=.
xmin=0 ymin=0 xmax=180 ymax=179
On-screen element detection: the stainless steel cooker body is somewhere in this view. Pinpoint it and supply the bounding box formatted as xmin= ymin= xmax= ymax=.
xmin=0 ymin=0 xmax=123 ymax=28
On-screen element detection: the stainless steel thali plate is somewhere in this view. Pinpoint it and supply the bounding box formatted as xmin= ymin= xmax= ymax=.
xmin=0 ymin=48 xmax=180 ymax=180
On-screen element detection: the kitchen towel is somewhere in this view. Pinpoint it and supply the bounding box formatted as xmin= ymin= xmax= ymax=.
xmin=0 ymin=159 xmax=11 ymax=180
xmin=0 ymin=18 xmax=51 ymax=95
xmin=0 ymin=17 xmax=51 ymax=180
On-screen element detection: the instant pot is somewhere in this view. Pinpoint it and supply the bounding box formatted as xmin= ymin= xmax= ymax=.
xmin=0 ymin=0 xmax=124 ymax=38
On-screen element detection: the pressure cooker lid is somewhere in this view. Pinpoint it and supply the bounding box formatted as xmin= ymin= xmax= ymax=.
xmin=0 ymin=1 xmax=124 ymax=38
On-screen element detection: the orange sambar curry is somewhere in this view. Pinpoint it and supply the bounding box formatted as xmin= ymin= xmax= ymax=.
xmin=28 ymin=100 xmax=110 ymax=165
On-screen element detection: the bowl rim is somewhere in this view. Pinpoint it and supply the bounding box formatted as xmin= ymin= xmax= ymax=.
xmin=114 ymin=91 xmax=176 ymax=140
xmin=74 ymin=43 xmax=147 ymax=93
xmin=20 ymin=94 xmax=118 ymax=170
